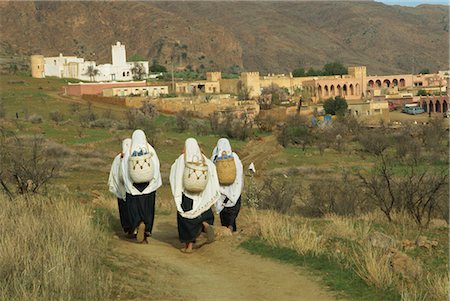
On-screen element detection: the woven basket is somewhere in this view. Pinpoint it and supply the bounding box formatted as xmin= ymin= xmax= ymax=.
xmin=128 ymin=152 xmax=154 ymax=183
xmin=216 ymin=151 xmax=236 ymax=185
xmin=183 ymin=154 xmax=208 ymax=193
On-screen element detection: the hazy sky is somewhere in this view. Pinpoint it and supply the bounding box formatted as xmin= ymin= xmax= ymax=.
xmin=380 ymin=0 xmax=449 ymax=6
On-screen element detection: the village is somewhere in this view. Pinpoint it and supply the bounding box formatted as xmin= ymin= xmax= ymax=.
xmin=30 ymin=42 xmax=450 ymax=126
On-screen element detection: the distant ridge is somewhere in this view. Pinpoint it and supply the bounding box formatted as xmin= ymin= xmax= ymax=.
xmin=0 ymin=1 xmax=448 ymax=75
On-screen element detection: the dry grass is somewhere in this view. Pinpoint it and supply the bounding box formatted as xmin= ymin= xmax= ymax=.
xmin=352 ymin=244 xmax=394 ymax=290
xmin=0 ymin=193 xmax=112 ymax=300
xmin=324 ymin=213 xmax=373 ymax=241
xmin=245 ymin=209 xmax=324 ymax=255
xmin=424 ymin=273 xmax=449 ymax=301
xmin=243 ymin=208 xmax=448 ymax=301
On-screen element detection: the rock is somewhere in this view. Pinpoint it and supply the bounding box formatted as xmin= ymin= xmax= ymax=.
xmin=416 ymin=236 xmax=438 ymax=249
xmin=215 ymin=226 xmax=233 ymax=240
xmin=389 ymin=248 xmax=422 ymax=279
xmin=368 ymin=231 xmax=396 ymax=249
xmin=401 ymin=239 xmax=415 ymax=249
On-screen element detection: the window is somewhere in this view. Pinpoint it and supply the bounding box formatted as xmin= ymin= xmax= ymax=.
xmin=123 ymin=72 xmax=125 ymax=76
xmin=127 ymin=71 xmax=130 ymax=76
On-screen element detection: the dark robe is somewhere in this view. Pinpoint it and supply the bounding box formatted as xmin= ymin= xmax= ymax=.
xmin=117 ymin=198 xmax=131 ymax=233
xmin=177 ymin=193 xmax=214 ymax=243
xmin=126 ymin=190 xmax=156 ymax=236
xmin=219 ymin=196 xmax=241 ymax=232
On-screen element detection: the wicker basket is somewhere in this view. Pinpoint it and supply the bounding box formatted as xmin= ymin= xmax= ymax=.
xmin=216 ymin=151 xmax=236 ymax=185
xmin=128 ymin=152 xmax=154 ymax=183
xmin=183 ymin=154 xmax=208 ymax=193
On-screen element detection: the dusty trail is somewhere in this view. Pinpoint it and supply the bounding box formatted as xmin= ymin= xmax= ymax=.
xmin=110 ymin=214 xmax=338 ymax=301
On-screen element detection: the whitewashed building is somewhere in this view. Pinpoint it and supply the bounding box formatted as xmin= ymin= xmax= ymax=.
xmin=39 ymin=42 xmax=149 ymax=82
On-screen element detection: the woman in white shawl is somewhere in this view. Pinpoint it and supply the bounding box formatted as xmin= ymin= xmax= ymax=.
xmin=211 ymin=138 xmax=244 ymax=232
xmin=122 ymin=130 xmax=162 ymax=243
xmin=170 ymin=138 xmax=220 ymax=253
xmin=108 ymin=138 xmax=132 ymax=234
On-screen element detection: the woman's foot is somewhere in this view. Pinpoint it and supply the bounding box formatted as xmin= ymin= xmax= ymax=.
xmin=136 ymin=221 xmax=146 ymax=243
xmin=180 ymin=242 xmax=193 ymax=253
xmin=203 ymin=222 xmax=215 ymax=243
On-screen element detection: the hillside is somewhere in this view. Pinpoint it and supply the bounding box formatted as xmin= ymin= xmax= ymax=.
xmin=0 ymin=1 xmax=448 ymax=75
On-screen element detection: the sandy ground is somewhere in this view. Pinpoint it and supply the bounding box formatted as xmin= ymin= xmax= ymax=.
xmin=109 ymin=214 xmax=340 ymax=301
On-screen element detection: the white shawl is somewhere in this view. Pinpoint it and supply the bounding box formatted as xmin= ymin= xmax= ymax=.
xmin=108 ymin=138 xmax=131 ymax=199
xmin=170 ymin=138 xmax=221 ymax=219
xmin=211 ymin=138 xmax=244 ymax=213
xmin=122 ymin=130 xmax=162 ymax=196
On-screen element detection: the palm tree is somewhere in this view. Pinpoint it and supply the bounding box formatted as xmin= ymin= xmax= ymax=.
xmin=84 ymin=65 xmax=100 ymax=81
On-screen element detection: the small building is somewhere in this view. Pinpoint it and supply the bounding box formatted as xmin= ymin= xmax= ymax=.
xmin=348 ymin=101 xmax=389 ymax=117
xmin=175 ymin=81 xmax=220 ymax=94
xmin=103 ymin=85 xmax=169 ymax=97
xmin=63 ymin=81 xmax=147 ymax=96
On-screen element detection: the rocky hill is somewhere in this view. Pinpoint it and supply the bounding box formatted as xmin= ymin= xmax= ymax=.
xmin=0 ymin=1 xmax=448 ymax=75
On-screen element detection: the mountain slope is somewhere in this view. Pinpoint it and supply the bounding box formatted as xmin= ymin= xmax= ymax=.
xmin=0 ymin=1 xmax=448 ymax=75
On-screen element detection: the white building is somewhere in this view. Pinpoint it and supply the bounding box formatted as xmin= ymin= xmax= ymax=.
xmin=41 ymin=42 xmax=149 ymax=82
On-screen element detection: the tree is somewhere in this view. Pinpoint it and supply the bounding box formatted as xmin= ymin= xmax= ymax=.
xmin=131 ymin=62 xmax=147 ymax=80
xmin=8 ymin=63 xmax=18 ymax=75
xmin=419 ymin=68 xmax=430 ymax=74
xmin=306 ymin=67 xmax=321 ymax=76
xmin=292 ymin=68 xmax=305 ymax=77
xmin=261 ymin=83 xmax=288 ymax=105
xmin=416 ymin=89 xmax=429 ymax=96
xmin=84 ymin=65 xmax=100 ymax=81
xmin=149 ymin=62 xmax=167 ymax=73
xmin=322 ymin=62 xmax=347 ymax=76
xmin=323 ymin=96 xmax=348 ymax=116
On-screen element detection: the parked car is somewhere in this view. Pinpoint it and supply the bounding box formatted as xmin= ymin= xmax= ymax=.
xmin=388 ymin=101 xmax=398 ymax=111
xmin=401 ymin=106 xmax=425 ymax=115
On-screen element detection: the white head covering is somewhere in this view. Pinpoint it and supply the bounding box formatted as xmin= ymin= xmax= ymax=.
xmin=170 ymin=138 xmax=221 ymax=219
xmin=211 ymin=138 xmax=244 ymax=213
xmin=108 ymin=138 xmax=131 ymax=199
xmin=121 ymin=130 xmax=162 ymax=196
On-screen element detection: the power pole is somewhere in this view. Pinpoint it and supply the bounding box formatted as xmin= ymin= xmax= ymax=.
xmin=171 ymin=58 xmax=175 ymax=94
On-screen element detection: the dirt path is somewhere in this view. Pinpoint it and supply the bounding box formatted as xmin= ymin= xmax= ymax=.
xmin=109 ymin=214 xmax=338 ymax=301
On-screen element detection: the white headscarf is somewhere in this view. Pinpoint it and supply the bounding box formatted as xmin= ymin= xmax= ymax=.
xmin=170 ymin=138 xmax=221 ymax=219
xmin=121 ymin=130 xmax=162 ymax=196
xmin=211 ymin=138 xmax=244 ymax=213
xmin=108 ymin=138 xmax=131 ymax=200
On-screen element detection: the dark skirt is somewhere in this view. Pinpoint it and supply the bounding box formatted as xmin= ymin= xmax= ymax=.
xmin=117 ymin=198 xmax=131 ymax=233
xmin=220 ymin=196 xmax=241 ymax=232
xmin=126 ymin=191 xmax=156 ymax=235
xmin=177 ymin=194 xmax=214 ymax=243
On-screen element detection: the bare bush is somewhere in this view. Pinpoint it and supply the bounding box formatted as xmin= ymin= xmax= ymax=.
xmin=1 ymin=135 xmax=61 ymax=194
xmin=209 ymin=108 xmax=253 ymax=140
xmin=277 ymin=114 xmax=314 ymax=149
xmin=359 ymin=154 xmax=448 ymax=227
xmin=0 ymin=101 xmax=5 ymax=118
xmin=175 ymin=109 xmax=193 ymax=132
xmin=49 ymin=110 xmax=64 ymax=125
xmin=28 ymin=114 xmax=43 ymax=124
xmin=257 ymin=176 xmax=303 ymax=214
xmin=255 ymin=114 xmax=276 ymax=132
xmin=305 ymin=173 xmax=370 ymax=217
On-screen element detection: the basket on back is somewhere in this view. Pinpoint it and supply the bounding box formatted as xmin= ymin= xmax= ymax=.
xmin=128 ymin=149 xmax=154 ymax=184
xmin=183 ymin=154 xmax=208 ymax=193
xmin=216 ymin=151 xmax=236 ymax=185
